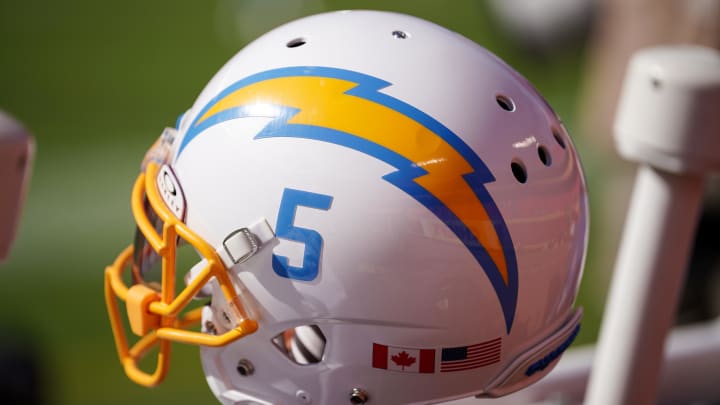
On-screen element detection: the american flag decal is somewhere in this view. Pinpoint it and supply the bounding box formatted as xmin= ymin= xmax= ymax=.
xmin=440 ymin=337 xmax=502 ymax=372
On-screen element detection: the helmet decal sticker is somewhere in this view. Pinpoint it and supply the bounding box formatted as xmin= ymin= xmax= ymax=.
xmin=180 ymin=66 xmax=519 ymax=332
xmin=440 ymin=337 xmax=502 ymax=372
xmin=156 ymin=164 xmax=186 ymax=220
xmin=372 ymin=337 xmax=503 ymax=374
xmin=372 ymin=343 xmax=436 ymax=373
xmin=272 ymin=188 xmax=334 ymax=281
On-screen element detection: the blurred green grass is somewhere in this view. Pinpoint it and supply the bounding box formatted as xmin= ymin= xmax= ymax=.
xmin=0 ymin=1 xmax=600 ymax=403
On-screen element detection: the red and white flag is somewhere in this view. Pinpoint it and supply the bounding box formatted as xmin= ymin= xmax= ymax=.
xmin=372 ymin=343 xmax=435 ymax=373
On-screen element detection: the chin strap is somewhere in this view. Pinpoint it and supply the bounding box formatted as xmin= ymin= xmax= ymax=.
xmin=217 ymin=218 xmax=276 ymax=267
xmin=184 ymin=218 xmax=276 ymax=301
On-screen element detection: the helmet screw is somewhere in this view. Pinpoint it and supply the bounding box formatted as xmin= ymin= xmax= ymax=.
xmin=204 ymin=320 xmax=218 ymax=335
xmin=296 ymin=389 xmax=312 ymax=404
xmin=349 ymin=388 xmax=368 ymax=404
xmin=392 ymin=30 xmax=408 ymax=39
xmin=236 ymin=359 xmax=254 ymax=377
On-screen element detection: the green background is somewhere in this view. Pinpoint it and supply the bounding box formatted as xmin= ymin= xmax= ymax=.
xmin=0 ymin=1 xmax=600 ymax=403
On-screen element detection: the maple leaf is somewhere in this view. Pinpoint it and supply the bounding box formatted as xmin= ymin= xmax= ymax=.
xmin=391 ymin=351 xmax=417 ymax=370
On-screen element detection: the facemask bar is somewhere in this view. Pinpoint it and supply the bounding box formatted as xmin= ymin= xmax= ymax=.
xmin=104 ymin=162 xmax=258 ymax=387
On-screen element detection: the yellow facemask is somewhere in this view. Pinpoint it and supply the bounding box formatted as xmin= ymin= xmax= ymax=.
xmin=104 ymin=160 xmax=258 ymax=387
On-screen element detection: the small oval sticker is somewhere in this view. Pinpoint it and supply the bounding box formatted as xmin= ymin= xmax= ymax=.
xmin=156 ymin=164 xmax=186 ymax=220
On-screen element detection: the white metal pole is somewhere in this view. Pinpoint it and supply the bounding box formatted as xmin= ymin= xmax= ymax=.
xmin=0 ymin=110 xmax=34 ymax=262
xmin=585 ymin=46 xmax=720 ymax=405
xmin=584 ymin=165 xmax=704 ymax=405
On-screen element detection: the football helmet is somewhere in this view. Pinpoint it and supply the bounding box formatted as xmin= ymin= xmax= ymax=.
xmin=104 ymin=10 xmax=589 ymax=404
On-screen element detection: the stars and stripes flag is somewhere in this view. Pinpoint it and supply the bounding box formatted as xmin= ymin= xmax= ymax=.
xmin=440 ymin=337 xmax=502 ymax=372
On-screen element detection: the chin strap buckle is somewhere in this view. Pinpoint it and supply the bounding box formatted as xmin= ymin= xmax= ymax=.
xmin=217 ymin=218 xmax=275 ymax=267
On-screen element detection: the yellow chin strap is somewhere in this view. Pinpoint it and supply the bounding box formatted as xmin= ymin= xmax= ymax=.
xmin=104 ymin=162 xmax=258 ymax=387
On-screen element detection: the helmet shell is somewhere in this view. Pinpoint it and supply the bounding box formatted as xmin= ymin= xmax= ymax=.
xmin=167 ymin=10 xmax=588 ymax=404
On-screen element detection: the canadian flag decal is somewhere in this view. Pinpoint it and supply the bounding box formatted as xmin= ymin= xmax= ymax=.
xmin=372 ymin=343 xmax=435 ymax=373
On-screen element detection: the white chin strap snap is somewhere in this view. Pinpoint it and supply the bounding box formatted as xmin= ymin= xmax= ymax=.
xmin=218 ymin=218 xmax=276 ymax=267
xmin=184 ymin=218 xmax=275 ymax=298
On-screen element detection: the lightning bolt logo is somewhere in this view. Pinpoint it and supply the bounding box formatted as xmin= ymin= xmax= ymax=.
xmin=178 ymin=67 xmax=519 ymax=332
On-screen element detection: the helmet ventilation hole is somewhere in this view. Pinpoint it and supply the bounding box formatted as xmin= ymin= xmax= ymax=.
xmin=511 ymin=160 xmax=527 ymax=183
xmin=272 ymin=325 xmax=326 ymax=365
xmin=496 ymin=94 xmax=515 ymax=111
xmin=286 ymin=37 xmax=306 ymax=48
xmin=392 ymin=30 xmax=409 ymax=39
xmin=552 ymin=128 xmax=566 ymax=149
xmin=537 ymin=145 xmax=552 ymax=166
xmin=651 ymin=76 xmax=662 ymax=89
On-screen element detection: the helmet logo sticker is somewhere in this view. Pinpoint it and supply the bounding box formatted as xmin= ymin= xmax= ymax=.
xmin=179 ymin=66 xmax=519 ymax=332
xmin=156 ymin=164 xmax=186 ymax=220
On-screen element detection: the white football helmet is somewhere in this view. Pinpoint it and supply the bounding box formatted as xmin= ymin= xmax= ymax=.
xmin=104 ymin=10 xmax=589 ymax=405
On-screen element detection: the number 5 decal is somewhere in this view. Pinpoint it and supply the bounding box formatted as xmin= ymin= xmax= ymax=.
xmin=272 ymin=188 xmax=333 ymax=281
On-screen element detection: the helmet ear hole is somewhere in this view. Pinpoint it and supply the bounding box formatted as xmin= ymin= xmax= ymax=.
xmin=272 ymin=325 xmax=326 ymax=365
